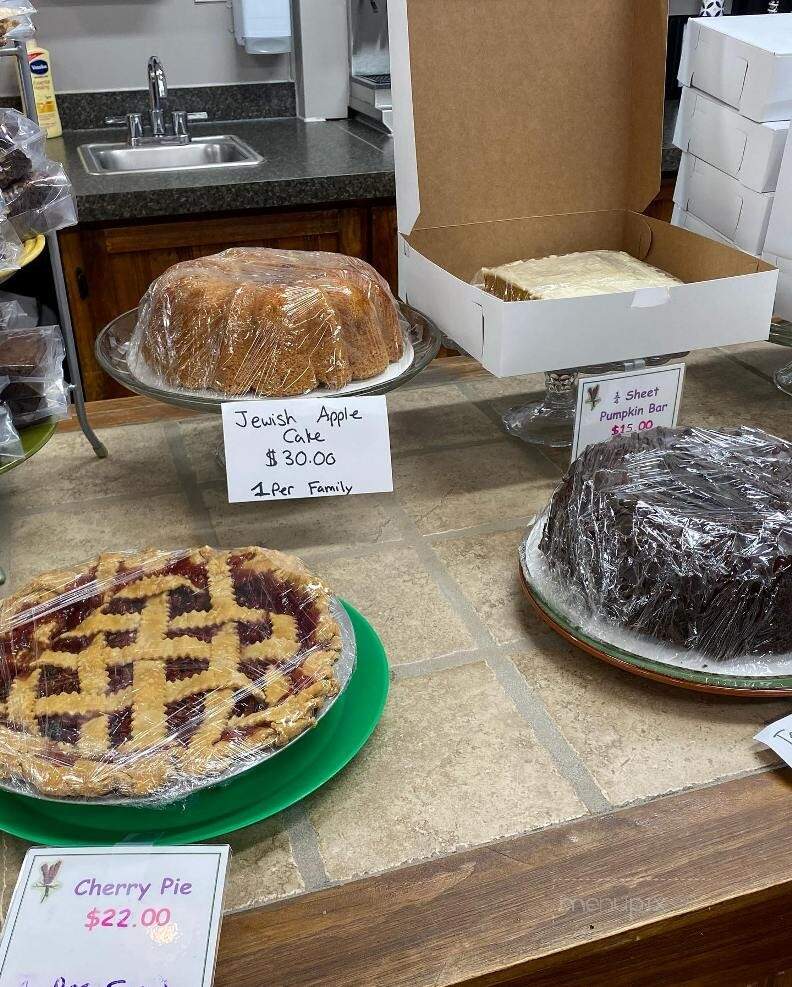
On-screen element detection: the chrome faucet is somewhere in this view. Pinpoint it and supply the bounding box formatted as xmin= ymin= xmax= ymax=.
xmin=104 ymin=56 xmax=208 ymax=146
xmin=147 ymin=55 xmax=169 ymax=138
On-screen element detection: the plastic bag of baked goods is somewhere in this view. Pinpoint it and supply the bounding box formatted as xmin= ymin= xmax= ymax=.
xmin=0 ymin=1 xmax=35 ymax=41
xmin=0 ymin=323 xmax=64 ymax=376
xmin=2 ymin=161 xmax=77 ymax=240
xmin=0 ymin=213 xmax=22 ymax=270
xmin=0 ymin=388 xmax=22 ymax=462
xmin=128 ymin=247 xmax=406 ymax=399
xmin=0 ymin=546 xmax=355 ymax=804
xmin=0 ymin=109 xmax=46 ymax=189
xmin=0 ymin=324 xmax=67 ymax=425
xmin=0 ymin=373 xmax=68 ymax=425
xmin=527 ymin=426 xmax=792 ymax=671
xmin=0 ymin=299 xmax=30 ymax=330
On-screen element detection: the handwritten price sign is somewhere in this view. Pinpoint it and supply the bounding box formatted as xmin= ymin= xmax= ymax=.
xmin=221 ymin=397 xmax=393 ymax=504
xmin=84 ymin=906 xmax=175 ymax=932
xmin=571 ymin=363 xmax=685 ymax=461
xmin=0 ymin=846 xmax=229 ymax=987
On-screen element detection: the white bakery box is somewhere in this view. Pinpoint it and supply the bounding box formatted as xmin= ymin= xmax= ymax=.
xmin=679 ymin=14 xmax=792 ymax=123
xmin=763 ymin=249 xmax=792 ymax=321
xmin=673 ymin=151 xmax=774 ymax=255
xmin=765 ymin=119 xmax=792 ymax=259
xmin=671 ymin=204 xmax=740 ymax=248
xmin=673 ymin=86 xmax=789 ymax=193
xmin=388 ymin=0 xmax=777 ymax=379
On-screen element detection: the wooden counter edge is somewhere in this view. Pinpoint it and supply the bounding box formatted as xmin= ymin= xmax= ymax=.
xmin=215 ymin=768 xmax=792 ymax=987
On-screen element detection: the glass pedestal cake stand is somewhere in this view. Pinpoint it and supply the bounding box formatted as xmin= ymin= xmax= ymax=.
xmin=503 ymin=353 xmax=688 ymax=449
xmin=95 ymin=301 xmax=443 ymax=414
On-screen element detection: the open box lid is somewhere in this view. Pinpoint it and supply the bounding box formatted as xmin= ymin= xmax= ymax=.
xmin=389 ymin=0 xmax=668 ymax=237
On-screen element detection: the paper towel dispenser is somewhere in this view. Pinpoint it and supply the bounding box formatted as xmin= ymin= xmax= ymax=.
xmin=232 ymin=0 xmax=292 ymax=54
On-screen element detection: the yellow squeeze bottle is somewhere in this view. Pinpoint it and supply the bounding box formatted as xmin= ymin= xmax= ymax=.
xmin=25 ymin=40 xmax=62 ymax=138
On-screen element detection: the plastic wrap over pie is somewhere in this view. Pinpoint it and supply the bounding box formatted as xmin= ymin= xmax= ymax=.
xmin=0 ymin=546 xmax=343 ymax=802
xmin=129 ymin=247 xmax=405 ymax=398
xmin=539 ymin=426 xmax=792 ymax=661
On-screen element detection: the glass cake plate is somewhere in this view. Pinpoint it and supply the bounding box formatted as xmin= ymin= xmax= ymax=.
xmin=0 ymin=598 xmax=358 ymax=807
xmin=503 ymin=353 xmax=688 ymax=449
xmin=519 ymin=511 xmax=792 ymax=696
xmin=95 ymin=301 xmax=443 ymax=414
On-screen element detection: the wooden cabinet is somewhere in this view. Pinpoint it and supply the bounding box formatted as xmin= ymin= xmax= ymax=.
xmin=59 ymin=202 xmax=398 ymax=401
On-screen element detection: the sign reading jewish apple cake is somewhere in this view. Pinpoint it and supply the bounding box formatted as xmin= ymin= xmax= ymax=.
xmin=221 ymin=396 xmax=393 ymax=503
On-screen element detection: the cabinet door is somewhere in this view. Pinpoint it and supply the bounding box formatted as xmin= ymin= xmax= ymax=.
xmin=60 ymin=206 xmax=373 ymax=401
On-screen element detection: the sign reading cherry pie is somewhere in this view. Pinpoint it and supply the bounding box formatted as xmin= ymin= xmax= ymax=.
xmin=0 ymin=546 xmax=350 ymax=802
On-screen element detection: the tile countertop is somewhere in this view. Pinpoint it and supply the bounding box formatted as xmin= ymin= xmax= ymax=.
xmin=46 ymin=117 xmax=396 ymax=225
xmin=0 ymin=341 xmax=791 ymax=924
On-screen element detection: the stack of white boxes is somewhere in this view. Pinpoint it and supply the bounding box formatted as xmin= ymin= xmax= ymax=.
xmin=673 ymin=14 xmax=792 ymax=317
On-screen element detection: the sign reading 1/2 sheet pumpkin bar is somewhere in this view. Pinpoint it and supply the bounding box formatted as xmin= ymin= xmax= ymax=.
xmin=221 ymin=397 xmax=394 ymax=503
xmin=571 ymin=363 xmax=686 ymax=461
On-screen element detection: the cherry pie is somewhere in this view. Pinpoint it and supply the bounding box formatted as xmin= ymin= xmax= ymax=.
xmin=0 ymin=546 xmax=342 ymax=799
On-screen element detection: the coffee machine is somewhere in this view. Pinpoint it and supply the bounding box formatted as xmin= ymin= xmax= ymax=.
xmin=348 ymin=0 xmax=392 ymax=131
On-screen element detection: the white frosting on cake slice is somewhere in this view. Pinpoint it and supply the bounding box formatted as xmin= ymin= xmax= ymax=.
xmin=481 ymin=250 xmax=681 ymax=301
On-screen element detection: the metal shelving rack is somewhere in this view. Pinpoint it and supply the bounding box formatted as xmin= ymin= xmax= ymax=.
xmin=2 ymin=38 xmax=106 ymax=458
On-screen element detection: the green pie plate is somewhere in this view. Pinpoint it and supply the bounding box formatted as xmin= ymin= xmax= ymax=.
xmin=0 ymin=602 xmax=388 ymax=846
xmin=0 ymin=418 xmax=57 ymax=476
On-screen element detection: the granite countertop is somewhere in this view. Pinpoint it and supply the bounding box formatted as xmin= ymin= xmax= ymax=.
xmin=46 ymin=117 xmax=395 ymax=225
xmin=47 ymin=98 xmax=679 ymax=227
xmin=0 ymin=340 xmax=790 ymax=932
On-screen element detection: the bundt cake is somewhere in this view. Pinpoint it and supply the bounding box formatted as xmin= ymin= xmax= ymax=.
xmin=539 ymin=426 xmax=792 ymax=661
xmin=130 ymin=248 xmax=404 ymax=397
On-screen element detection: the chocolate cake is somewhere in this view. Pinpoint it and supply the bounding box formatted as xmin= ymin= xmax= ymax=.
xmin=539 ymin=426 xmax=792 ymax=660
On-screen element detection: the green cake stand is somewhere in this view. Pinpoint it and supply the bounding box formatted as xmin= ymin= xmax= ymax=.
xmin=0 ymin=602 xmax=388 ymax=846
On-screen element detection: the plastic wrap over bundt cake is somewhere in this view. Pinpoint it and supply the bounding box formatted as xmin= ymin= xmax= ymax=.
xmin=539 ymin=426 xmax=792 ymax=661
xmin=129 ymin=248 xmax=405 ymax=397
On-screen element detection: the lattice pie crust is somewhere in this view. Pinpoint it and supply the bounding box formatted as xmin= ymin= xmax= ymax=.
xmin=0 ymin=546 xmax=342 ymax=799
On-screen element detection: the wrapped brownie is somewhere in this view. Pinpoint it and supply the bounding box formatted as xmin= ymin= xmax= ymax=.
xmin=0 ymin=109 xmax=46 ymax=189
xmin=0 ymin=374 xmax=68 ymax=426
xmin=3 ymin=161 xmax=77 ymax=239
xmin=0 ymin=325 xmax=67 ymax=426
xmin=0 ymin=324 xmax=64 ymax=376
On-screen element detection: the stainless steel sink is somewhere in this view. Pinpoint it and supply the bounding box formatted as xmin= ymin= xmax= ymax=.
xmin=78 ymin=135 xmax=263 ymax=175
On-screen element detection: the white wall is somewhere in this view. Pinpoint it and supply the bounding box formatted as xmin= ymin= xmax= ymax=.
xmin=0 ymin=0 xmax=293 ymax=94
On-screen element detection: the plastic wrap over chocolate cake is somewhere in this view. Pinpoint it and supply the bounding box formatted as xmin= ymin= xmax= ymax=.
xmin=539 ymin=426 xmax=792 ymax=660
